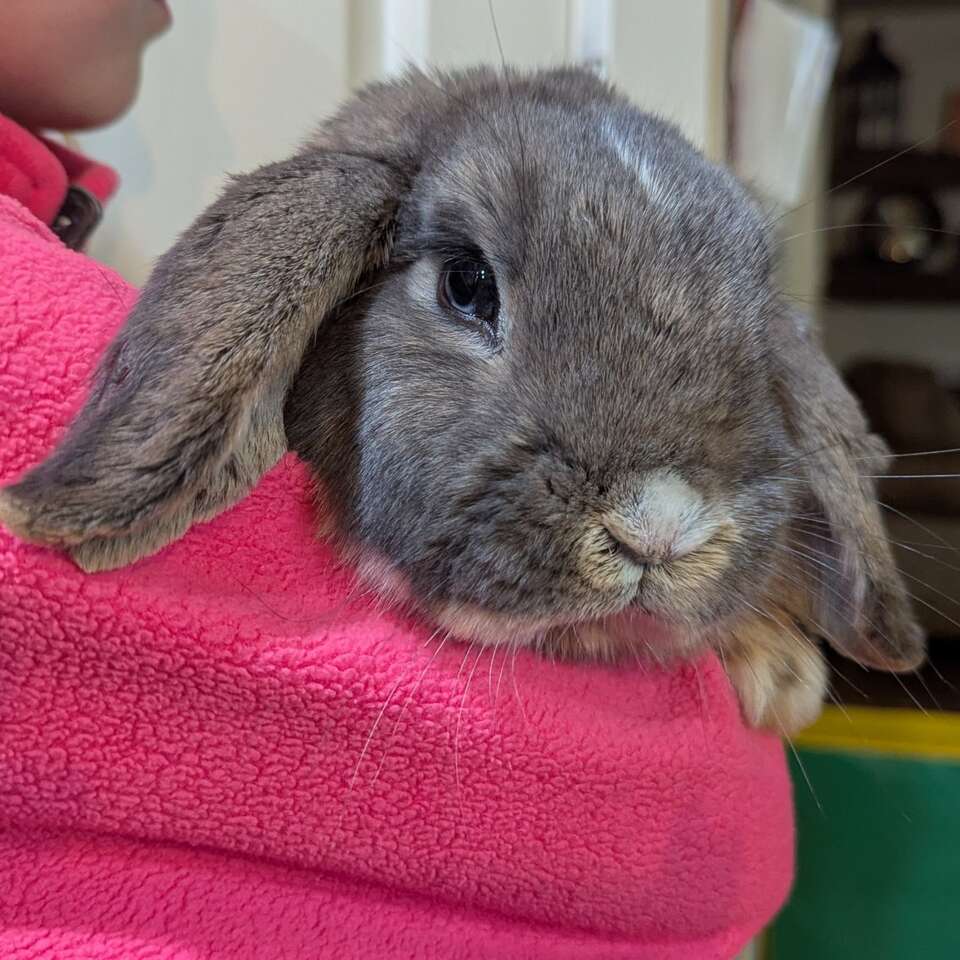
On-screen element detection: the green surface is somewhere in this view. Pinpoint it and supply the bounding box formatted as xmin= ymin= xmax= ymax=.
xmin=769 ymin=749 xmax=960 ymax=960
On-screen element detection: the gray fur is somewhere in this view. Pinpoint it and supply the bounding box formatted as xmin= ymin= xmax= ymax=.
xmin=0 ymin=67 xmax=925 ymax=724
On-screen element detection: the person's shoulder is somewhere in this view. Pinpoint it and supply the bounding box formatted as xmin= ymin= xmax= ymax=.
xmin=0 ymin=193 xmax=135 ymax=332
xmin=0 ymin=195 xmax=137 ymax=480
xmin=0 ymin=194 xmax=62 ymax=244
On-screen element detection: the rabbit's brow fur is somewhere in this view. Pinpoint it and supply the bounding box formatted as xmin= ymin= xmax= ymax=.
xmin=0 ymin=67 xmax=924 ymax=733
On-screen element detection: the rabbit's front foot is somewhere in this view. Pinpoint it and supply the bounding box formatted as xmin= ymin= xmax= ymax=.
xmin=722 ymin=612 xmax=828 ymax=737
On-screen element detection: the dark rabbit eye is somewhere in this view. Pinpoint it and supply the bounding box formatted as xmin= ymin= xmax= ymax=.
xmin=438 ymin=258 xmax=499 ymax=330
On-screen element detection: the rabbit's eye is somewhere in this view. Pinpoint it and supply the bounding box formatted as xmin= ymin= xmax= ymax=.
xmin=438 ymin=258 xmax=499 ymax=330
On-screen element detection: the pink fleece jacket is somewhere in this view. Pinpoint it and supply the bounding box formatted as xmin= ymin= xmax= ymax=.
xmin=0 ymin=120 xmax=794 ymax=960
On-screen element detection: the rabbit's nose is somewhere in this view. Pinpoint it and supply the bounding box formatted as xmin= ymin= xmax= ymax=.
xmin=603 ymin=521 xmax=669 ymax=567
xmin=602 ymin=470 xmax=710 ymax=567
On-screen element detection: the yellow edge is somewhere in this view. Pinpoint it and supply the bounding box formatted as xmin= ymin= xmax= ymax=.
xmin=795 ymin=705 xmax=960 ymax=762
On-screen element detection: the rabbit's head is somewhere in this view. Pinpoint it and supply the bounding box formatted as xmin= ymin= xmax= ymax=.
xmin=0 ymin=67 xmax=924 ymax=673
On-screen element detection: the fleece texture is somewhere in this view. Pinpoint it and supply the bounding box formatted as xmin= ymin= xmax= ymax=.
xmin=0 ymin=113 xmax=117 ymax=225
xmin=0 ymin=191 xmax=794 ymax=959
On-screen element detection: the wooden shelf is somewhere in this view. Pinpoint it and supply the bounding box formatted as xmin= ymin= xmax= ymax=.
xmin=832 ymin=148 xmax=960 ymax=192
xmin=828 ymin=257 xmax=960 ymax=303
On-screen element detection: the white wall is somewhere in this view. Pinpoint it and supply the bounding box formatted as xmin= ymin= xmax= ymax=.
xmin=74 ymin=0 xmax=727 ymax=286
xmin=613 ymin=0 xmax=728 ymax=160
xmin=76 ymin=0 xmax=351 ymax=285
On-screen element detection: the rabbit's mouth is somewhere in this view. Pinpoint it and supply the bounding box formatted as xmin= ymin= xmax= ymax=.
xmin=345 ymin=525 xmax=749 ymax=665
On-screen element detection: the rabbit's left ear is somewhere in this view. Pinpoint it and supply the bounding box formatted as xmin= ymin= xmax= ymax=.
xmin=0 ymin=150 xmax=405 ymax=571
xmin=770 ymin=309 xmax=926 ymax=673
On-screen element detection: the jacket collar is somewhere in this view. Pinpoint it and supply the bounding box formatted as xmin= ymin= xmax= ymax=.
xmin=0 ymin=112 xmax=118 ymax=248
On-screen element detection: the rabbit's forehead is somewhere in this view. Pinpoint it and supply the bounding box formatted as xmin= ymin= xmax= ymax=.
xmin=597 ymin=116 xmax=693 ymax=216
xmin=418 ymin=108 xmax=768 ymax=292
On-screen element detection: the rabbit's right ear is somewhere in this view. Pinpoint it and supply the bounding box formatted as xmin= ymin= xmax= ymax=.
xmin=770 ymin=309 xmax=926 ymax=674
xmin=0 ymin=147 xmax=407 ymax=571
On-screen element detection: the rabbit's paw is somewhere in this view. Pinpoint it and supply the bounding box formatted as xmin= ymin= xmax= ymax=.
xmin=722 ymin=614 xmax=828 ymax=736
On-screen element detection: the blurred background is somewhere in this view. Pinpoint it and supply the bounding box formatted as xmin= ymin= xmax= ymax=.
xmin=73 ymin=0 xmax=729 ymax=285
xmin=732 ymin=3 xmax=960 ymax=959
xmin=68 ymin=1 xmax=958 ymax=957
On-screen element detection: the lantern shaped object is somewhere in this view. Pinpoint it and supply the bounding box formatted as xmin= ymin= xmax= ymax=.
xmin=839 ymin=29 xmax=902 ymax=151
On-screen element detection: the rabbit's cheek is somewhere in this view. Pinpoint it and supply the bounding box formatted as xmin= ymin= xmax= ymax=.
xmin=647 ymin=524 xmax=740 ymax=602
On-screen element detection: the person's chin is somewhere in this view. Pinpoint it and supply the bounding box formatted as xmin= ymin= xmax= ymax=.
xmin=55 ymin=76 xmax=141 ymax=131
xmin=146 ymin=0 xmax=174 ymax=36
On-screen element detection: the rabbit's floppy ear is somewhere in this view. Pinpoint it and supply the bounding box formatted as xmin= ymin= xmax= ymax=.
xmin=771 ymin=309 xmax=925 ymax=673
xmin=0 ymin=147 xmax=406 ymax=571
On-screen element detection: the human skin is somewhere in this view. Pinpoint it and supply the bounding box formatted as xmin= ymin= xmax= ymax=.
xmin=0 ymin=0 xmax=172 ymax=131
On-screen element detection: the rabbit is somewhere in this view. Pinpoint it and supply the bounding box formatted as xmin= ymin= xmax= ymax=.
xmin=0 ymin=66 xmax=926 ymax=736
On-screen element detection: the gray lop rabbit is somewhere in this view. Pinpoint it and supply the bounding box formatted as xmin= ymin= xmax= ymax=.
xmin=0 ymin=67 xmax=925 ymax=734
